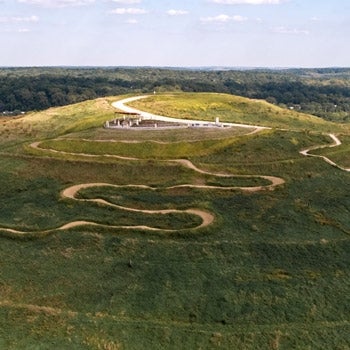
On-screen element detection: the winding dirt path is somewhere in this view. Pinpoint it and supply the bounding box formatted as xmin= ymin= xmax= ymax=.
xmin=0 ymin=183 xmax=214 ymax=235
xmin=31 ymin=141 xmax=285 ymax=191
xmin=30 ymin=141 xmax=139 ymax=161
xmin=11 ymin=94 xmax=350 ymax=236
xmin=300 ymin=133 xmax=350 ymax=172
xmin=116 ymin=96 xmax=349 ymax=173
xmin=169 ymin=159 xmax=284 ymax=190
xmin=11 ymin=96 xmax=287 ymax=234
xmin=61 ymin=183 xmax=214 ymax=229
xmin=20 ymin=139 xmax=283 ymax=235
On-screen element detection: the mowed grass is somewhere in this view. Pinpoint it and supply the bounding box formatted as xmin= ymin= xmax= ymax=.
xmin=66 ymin=122 xmax=251 ymax=142
xmin=128 ymin=93 xmax=349 ymax=133
xmin=33 ymin=122 xmax=335 ymax=168
xmin=39 ymin=137 xmax=238 ymax=159
xmin=0 ymin=93 xmax=349 ymax=349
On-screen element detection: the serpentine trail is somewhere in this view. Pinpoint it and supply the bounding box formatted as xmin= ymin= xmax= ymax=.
xmin=115 ymin=95 xmax=348 ymax=172
xmin=300 ymin=133 xmax=350 ymax=172
xmin=0 ymin=182 xmax=215 ymax=235
xmin=2 ymin=95 xmax=347 ymax=236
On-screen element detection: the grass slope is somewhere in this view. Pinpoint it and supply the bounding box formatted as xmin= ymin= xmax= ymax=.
xmin=128 ymin=93 xmax=349 ymax=133
xmin=0 ymin=93 xmax=349 ymax=349
xmin=0 ymin=96 xmax=118 ymax=151
xmin=39 ymin=137 xmax=241 ymax=160
xmin=311 ymin=134 xmax=350 ymax=168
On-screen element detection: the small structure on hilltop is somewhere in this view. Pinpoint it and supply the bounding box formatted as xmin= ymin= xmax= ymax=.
xmin=104 ymin=112 xmax=230 ymax=130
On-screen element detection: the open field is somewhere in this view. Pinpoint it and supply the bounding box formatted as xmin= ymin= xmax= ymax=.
xmin=0 ymin=93 xmax=349 ymax=349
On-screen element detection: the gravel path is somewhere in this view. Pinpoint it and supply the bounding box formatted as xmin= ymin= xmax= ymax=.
xmin=300 ymin=133 xmax=350 ymax=172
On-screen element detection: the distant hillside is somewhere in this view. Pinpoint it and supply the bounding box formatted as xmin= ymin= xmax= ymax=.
xmin=0 ymin=67 xmax=349 ymax=123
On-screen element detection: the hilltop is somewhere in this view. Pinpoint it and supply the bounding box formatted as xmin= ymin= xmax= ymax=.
xmin=0 ymin=93 xmax=349 ymax=349
xmin=128 ymin=93 xmax=348 ymax=132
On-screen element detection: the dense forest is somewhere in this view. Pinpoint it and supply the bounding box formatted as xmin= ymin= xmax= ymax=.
xmin=1 ymin=67 xmax=349 ymax=122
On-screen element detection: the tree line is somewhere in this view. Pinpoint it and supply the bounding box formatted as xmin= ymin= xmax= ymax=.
xmin=1 ymin=67 xmax=349 ymax=122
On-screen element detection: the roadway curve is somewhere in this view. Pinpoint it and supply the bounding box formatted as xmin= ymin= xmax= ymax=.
xmin=112 ymin=95 xmax=269 ymax=131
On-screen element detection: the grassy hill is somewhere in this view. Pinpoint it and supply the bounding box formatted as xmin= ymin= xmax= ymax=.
xmin=128 ymin=93 xmax=349 ymax=133
xmin=311 ymin=134 xmax=350 ymax=168
xmin=0 ymin=93 xmax=349 ymax=349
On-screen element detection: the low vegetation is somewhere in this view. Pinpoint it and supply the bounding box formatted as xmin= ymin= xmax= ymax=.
xmin=0 ymin=92 xmax=349 ymax=349
xmin=311 ymin=134 xmax=350 ymax=168
xmin=129 ymin=93 xmax=347 ymax=132
xmin=39 ymin=137 xmax=240 ymax=160
xmin=1 ymin=67 xmax=350 ymax=122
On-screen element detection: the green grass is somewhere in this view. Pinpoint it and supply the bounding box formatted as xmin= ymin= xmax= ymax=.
xmin=39 ymin=130 xmax=320 ymax=166
xmin=0 ymin=155 xmax=208 ymax=232
xmin=66 ymin=122 xmax=250 ymax=142
xmin=190 ymin=130 xmax=330 ymax=166
xmin=39 ymin=137 xmax=240 ymax=160
xmin=0 ymin=96 xmax=119 ymax=151
xmin=311 ymin=134 xmax=350 ymax=168
xmin=129 ymin=93 xmax=349 ymax=133
xmin=0 ymin=93 xmax=349 ymax=349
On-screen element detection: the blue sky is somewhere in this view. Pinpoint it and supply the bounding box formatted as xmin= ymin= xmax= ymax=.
xmin=0 ymin=0 xmax=349 ymax=67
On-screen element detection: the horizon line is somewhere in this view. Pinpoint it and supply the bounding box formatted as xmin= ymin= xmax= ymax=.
xmin=1 ymin=65 xmax=349 ymax=70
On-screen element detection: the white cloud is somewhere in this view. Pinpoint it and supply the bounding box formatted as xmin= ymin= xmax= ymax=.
xmin=167 ymin=9 xmax=189 ymax=16
xmin=112 ymin=0 xmax=141 ymax=3
xmin=210 ymin=0 xmax=285 ymax=4
xmin=0 ymin=27 xmax=31 ymax=33
xmin=201 ymin=14 xmax=247 ymax=23
xmin=110 ymin=7 xmax=148 ymax=14
xmin=232 ymin=15 xmax=247 ymax=21
xmin=201 ymin=14 xmax=230 ymax=22
xmin=273 ymin=26 xmax=309 ymax=35
xmin=0 ymin=15 xmax=39 ymax=23
xmin=125 ymin=18 xmax=138 ymax=24
xmin=17 ymin=0 xmax=95 ymax=7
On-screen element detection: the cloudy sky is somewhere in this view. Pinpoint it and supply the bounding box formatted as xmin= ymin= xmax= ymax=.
xmin=0 ymin=0 xmax=349 ymax=67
